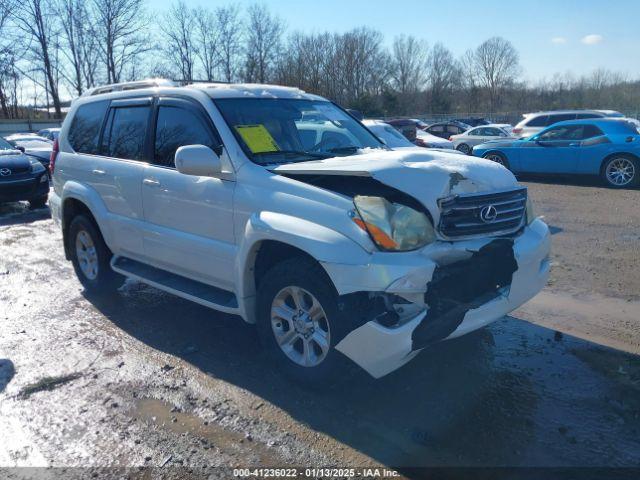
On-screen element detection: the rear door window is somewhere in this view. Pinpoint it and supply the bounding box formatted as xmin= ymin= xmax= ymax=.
xmin=102 ymin=105 xmax=151 ymax=160
xmin=547 ymin=114 xmax=577 ymax=125
xmin=68 ymin=101 xmax=109 ymax=154
xmin=153 ymin=105 xmax=220 ymax=168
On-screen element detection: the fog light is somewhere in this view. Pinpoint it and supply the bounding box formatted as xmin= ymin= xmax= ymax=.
xmin=39 ymin=175 xmax=48 ymax=183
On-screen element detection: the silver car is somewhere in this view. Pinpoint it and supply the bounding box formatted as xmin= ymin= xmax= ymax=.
xmin=450 ymin=125 xmax=512 ymax=155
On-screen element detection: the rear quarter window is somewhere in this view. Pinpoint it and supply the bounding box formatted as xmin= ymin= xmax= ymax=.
xmin=68 ymin=101 xmax=109 ymax=154
xmin=525 ymin=115 xmax=549 ymax=127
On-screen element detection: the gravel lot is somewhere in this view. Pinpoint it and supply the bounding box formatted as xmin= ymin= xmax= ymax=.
xmin=1 ymin=177 xmax=639 ymax=478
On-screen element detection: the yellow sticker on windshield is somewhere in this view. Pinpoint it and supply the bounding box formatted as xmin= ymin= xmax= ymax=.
xmin=235 ymin=124 xmax=280 ymax=153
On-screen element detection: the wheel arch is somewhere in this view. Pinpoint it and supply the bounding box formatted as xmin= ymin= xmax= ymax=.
xmin=60 ymin=182 xmax=112 ymax=260
xmin=599 ymin=151 xmax=640 ymax=175
xmin=235 ymin=211 xmax=370 ymax=323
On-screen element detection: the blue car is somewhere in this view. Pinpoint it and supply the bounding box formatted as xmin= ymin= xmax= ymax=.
xmin=472 ymin=118 xmax=640 ymax=188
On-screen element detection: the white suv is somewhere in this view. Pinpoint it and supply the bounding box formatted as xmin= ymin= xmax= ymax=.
xmin=49 ymin=80 xmax=551 ymax=382
xmin=512 ymin=109 xmax=624 ymax=137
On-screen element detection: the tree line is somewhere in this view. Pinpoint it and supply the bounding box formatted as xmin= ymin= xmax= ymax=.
xmin=1 ymin=0 xmax=639 ymax=119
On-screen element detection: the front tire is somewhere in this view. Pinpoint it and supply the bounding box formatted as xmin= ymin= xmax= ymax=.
xmin=69 ymin=215 xmax=123 ymax=293
xmin=483 ymin=151 xmax=510 ymax=169
xmin=456 ymin=143 xmax=471 ymax=155
xmin=256 ymin=257 xmax=356 ymax=386
xmin=601 ymin=155 xmax=639 ymax=188
xmin=28 ymin=195 xmax=47 ymax=209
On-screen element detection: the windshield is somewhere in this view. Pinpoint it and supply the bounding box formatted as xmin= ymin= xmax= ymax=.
xmin=0 ymin=138 xmax=15 ymax=150
xmin=213 ymin=98 xmax=385 ymax=164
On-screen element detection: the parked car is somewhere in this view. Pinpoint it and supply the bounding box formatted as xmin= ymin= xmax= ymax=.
xmin=386 ymin=119 xmax=453 ymax=149
xmin=0 ymin=137 xmax=49 ymax=208
xmin=451 ymin=124 xmax=513 ymax=155
xmin=363 ymin=119 xmax=419 ymax=150
xmin=451 ymin=117 xmax=491 ymax=127
xmin=37 ymin=128 xmax=61 ymax=141
xmin=512 ymin=110 xmax=624 ymax=137
xmin=424 ymin=121 xmax=471 ymax=140
xmin=50 ymin=79 xmax=550 ymax=383
xmin=5 ymin=134 xmax=53 ymax=170
xmin=473 ymin=118 xmax=640 ymax=188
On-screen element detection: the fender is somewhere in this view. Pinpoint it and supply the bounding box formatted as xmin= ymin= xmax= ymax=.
xmin=235 ymin=211 xmax=371 ymax=323
xmin=61 ymin=181 xmax=114 ymax=248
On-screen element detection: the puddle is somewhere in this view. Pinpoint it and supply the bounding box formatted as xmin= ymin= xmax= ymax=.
xmin=130 ymin=398 xmax=284 ymax=466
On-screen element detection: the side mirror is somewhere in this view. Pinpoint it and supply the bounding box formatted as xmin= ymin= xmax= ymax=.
xmin=175 ymin=145 xmax=222 ymax=177
xmin=16 ymin=145 xmax=25 ymax=153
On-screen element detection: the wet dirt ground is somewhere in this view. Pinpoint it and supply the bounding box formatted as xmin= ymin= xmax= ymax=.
xmin=1 ymin=177 xmax=640 ymax=478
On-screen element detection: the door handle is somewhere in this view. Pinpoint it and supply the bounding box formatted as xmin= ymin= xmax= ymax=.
xmin=143 ymin=178 xmax=161 ymax=187
xmin=92 ymin=169 xmax=106 ymax=176
xmin=569 ymin=142 xmax=581 ymax=147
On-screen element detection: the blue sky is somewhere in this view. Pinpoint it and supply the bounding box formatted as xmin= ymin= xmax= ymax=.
xmin=154 ymin=0 xmax=640 ymax=82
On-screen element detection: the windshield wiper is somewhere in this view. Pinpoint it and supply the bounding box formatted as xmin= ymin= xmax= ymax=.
xmin=254 ymin=150 xmax=332 ymax=165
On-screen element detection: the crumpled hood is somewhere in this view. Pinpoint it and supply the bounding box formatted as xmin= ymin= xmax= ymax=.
xmin=271 ymin=149 xmax=519 ymax=220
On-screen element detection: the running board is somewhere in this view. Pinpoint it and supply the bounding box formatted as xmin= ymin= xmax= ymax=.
xmin=111 ymin=257 xmax=239 ymax=313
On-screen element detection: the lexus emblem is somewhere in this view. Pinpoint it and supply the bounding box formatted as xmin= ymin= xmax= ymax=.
xmin=479 ymin=205 xmax=498 ymax=223
xmin=0 ymin=168 xmax=11 ymax=176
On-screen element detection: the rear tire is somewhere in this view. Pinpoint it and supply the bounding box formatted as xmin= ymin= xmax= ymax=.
xmin=28 ymin=195 xmax=47 ymax=209
xmin=600 ymin=155 xmax=639 ymax=188
xmin=256 ymin=257 xmax=358 ymax=387
xmin=456 ymin=143 xmax=471 ymax=155
xmin=69 ymin=214 xmax=124 ymax=293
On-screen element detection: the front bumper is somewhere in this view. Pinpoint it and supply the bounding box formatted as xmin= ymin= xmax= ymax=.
xmin=0 ymin=174 xmax=49 ymax=203
xmin=325 ymin=219 xmax=551 ymax=378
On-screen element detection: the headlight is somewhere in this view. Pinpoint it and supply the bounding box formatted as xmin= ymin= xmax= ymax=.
xmin=352 ymin=195 xmax=436 ymax=251
xmin=526 ymin=196 xmax=536 ymax=225
xmin=29 ymin=159 xmax=45 ymax=173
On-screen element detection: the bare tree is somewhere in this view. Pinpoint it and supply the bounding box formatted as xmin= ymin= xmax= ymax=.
xmin=0 ymin=0 xmax=16 ymax=117
xmin=391 ymin=35 xmax=427 ymax=95
xmin=473 ymin=36 xmax=520 ymax=112
xmin=425 ymin=43 xmax=459 ymax=112
xmin=244 ymin=4 xmax=283 ymax=83
xmin=12 ymin=0 xmax=62 ymax=116
xmin=56 ymin=0 xmax=100 ymax=95
xmin=161 ymin=1 xmax=196 ymax=82
xmin=214 ymin=5 xmax=242 ymax=82
xmin=193 ymin=6 xmax=218 ymax=81
xmin=92 ymin=0 xmax=150 ymax=84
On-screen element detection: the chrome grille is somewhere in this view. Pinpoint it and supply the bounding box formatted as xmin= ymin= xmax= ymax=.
xmin=438 ymin=187 xmax=527 ymax=239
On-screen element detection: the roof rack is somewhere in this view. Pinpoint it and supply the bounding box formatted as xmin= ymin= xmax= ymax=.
xmin=82 ymin=78 xmax=178 ymax=97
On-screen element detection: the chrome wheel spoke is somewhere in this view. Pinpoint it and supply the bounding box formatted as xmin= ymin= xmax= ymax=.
xmin=75 ymin=229 xmax=98 ymax=280
xmin=270 ymin=286 xmax=331 ymax=368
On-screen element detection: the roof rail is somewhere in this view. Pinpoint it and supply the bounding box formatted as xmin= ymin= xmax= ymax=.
xmin=82 ymin=78 xmax=177 ymax=97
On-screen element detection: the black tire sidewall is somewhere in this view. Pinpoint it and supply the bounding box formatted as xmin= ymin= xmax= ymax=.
xmin=255 ymin=258 xmax=355 ymax=386
xmin=601 ymin=155 xmax=639 ymax=188
xmin=28 ymin=196 xmax=47 ymax=209
xmin=68 ymin=215 xmax=122 ymax=293
xmin=457 ymin=143 xmax=471 ymax=155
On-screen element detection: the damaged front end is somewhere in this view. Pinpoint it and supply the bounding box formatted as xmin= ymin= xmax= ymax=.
xmin=333 ymin=220 xmax=550 ymax=378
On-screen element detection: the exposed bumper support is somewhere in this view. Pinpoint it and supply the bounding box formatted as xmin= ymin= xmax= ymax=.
xmin=330 ymin=219 xmax=551 ymax=378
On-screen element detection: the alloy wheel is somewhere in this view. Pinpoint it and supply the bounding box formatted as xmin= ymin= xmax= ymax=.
xmin=75 ymin=230 xmax=98 ymax=280
xmin=606 ymin=158 xmax=635 ymax=186
xmin=270 ymin=286 xmax=331 ymax=367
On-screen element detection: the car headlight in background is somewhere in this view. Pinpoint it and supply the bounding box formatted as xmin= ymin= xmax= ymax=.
xmin=29 ymin=158 xmax=45 ymax=173
xmin=526 ymin=196 xmax=537 ymax=225
xmin=352 ymin=195 xmax=436 ymax=251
